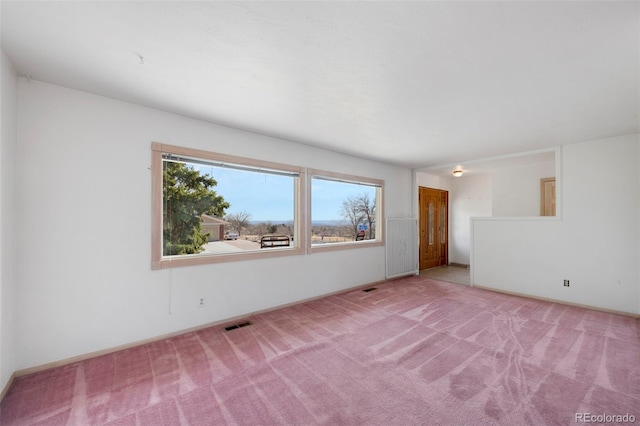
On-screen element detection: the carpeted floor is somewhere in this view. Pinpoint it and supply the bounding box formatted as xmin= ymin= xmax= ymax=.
xmin=2 ymin=276 xmax=639 ymax=425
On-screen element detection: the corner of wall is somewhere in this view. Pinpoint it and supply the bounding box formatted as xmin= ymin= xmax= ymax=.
xmin=637 ymin=134 xmax=640 ymax=315
xmin=0 ymin=48 xmax=19 ymax=394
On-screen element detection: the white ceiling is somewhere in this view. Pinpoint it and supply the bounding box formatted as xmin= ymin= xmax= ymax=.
xmin=2 ymin=1 xmax=638 ymax=169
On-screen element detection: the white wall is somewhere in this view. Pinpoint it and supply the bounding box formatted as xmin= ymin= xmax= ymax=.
xmin=0 ymin=51 xmax=18 ymax=391
xmin=14 ymin=79 xmax=413 ymax=370
xmin=416 ymin=172 xmax=451 ymax=193
xmin=492 ymin=160 xmax=555 ymax=216
xmin=472 ymin=134 xmax=640 ymax=314
xmin=449 ymin=174 xmax=492 ymax=264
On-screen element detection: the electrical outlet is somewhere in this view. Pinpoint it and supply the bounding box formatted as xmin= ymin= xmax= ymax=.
xmin=563 ymin=280 xmax=570 ymax=287
xmin=199 ymin=298 xmax=205 ymax=307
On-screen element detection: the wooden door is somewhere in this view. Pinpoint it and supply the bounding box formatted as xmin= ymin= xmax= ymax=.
xmin=540 ymin=177 xmax=556 ymax=216
xmin=419 ymin=187 xmax=448 ymax=270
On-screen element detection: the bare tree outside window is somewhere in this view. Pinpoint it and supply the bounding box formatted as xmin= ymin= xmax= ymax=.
xmin=225 ymin=210 xmax=252 ymax=237
xmin=356 ymin=192 xmax=376 ymax=239
xmin=341 ymin=195 xmax=365 ymax=240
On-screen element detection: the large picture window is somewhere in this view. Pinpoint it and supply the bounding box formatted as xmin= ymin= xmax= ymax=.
xmin=309 ymin=169 xmax=384 ymax=253
xmin=151 ymin=143 xmax=304 ymax=269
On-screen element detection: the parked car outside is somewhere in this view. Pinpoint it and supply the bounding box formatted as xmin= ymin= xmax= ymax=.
xmin=224 ymin=231 xmax=239 ymax=240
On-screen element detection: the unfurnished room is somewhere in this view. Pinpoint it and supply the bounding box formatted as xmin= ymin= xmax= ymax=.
xmin=0 ymin=1 xmax=639 ymax=425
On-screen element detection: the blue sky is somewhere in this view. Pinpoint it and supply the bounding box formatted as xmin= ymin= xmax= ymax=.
xmin=194 ymin=164 xmax=376 ymax=222
xmin=311 ymin=178 xmax=376 ymax=222
xmin=197 ymin=164 xmax=294 ymax=221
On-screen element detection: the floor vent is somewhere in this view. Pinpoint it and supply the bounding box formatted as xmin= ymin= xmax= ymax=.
xmin=224 ymin=321 xmax=252 ymax=331
xmin=362 ymin=287 xmax=377 ymax=293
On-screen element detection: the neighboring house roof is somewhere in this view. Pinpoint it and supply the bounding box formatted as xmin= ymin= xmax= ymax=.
xmin=200 ymin=214 xmax=229 ymax=225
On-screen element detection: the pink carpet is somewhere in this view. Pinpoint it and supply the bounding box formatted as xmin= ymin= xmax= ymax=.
xmin=2 ymin=276 xmax=639 ymax=425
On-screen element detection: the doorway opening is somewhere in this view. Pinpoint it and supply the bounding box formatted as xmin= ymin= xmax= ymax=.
xmin=540 ymin=177 xmax=556 ymax=216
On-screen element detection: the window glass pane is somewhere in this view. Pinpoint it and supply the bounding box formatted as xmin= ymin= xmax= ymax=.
xmin=163 ymin=158 xmax=296 ymax=257
xmin=428 ymin=202 xmax=434 ymax=245
xmin=311 ymin=177 xmax=378 ymax=245
xmin=440 ymin=203 xmax=446 ymax=243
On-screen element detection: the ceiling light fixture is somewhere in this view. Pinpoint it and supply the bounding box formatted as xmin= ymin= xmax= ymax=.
xmin=452 ymin=168 xmax=463 ymax=177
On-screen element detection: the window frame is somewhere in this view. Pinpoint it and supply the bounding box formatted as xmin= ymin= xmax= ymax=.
xmin=151 ymin=142 xmax=306 ymax=270
xmin=307 ymin=168 xmax=384 ymax=254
